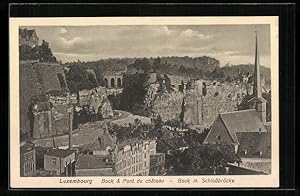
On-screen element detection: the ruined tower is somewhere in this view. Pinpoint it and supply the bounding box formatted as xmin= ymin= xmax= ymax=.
xmin=248 ymin=33 xmax=267 ymax=123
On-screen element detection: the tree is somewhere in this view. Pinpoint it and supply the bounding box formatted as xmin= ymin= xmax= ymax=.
xmin=66 ymin=63 xmax=98 ymax=102
xmin=119 ymin=72 xmax=148 ymax=114
xmin=172 ymin=144 xmax=240 ymax=175
xmin=153 ymin=57 xmax=161 ymax=71
xmin=39 ymin=40 xmax=57 ymax=63
xmin=131 ymin=58 xmax=152 ymax=72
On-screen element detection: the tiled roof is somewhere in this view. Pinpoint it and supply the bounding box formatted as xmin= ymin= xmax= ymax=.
xmin=44 ymin=148 xmax=75 ymax=158
xmin=76 ymin=155 xmax=112 ymax=169
xmin=219 ymin=109 xmax=267 ymax=143
xmin=236 ymin=132 xmax=271 ymax=158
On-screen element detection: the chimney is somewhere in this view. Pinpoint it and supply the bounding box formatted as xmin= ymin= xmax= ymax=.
xmin=67 ymin=107 xmax=73 ymax=149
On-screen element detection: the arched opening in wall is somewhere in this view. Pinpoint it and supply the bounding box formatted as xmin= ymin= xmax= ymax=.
xmin=104 ymin=78 xmax=108 ymax=88
xmin=117 ymin=78 xmax=122 ymax=88
xmin=111 ymin=78 xmax=115 ymax=88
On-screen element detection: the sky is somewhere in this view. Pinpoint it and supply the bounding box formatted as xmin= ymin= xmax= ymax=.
xmin=23 ymin=25 xmax=270 ymax=67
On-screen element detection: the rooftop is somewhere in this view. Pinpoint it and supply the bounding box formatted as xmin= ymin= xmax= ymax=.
xmin=44 ymin=148 xmax=75 ymax=158
xmin=236 ymin=132 xmax=271 ymax=158
xmin=76 ymin=155 xmax=112 ymax=169
xmin=219 ymin=109 xmax=267 ymax=144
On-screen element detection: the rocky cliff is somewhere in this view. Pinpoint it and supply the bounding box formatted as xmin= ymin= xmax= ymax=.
xmin=145 ymin=78 xmax=250 ymax=130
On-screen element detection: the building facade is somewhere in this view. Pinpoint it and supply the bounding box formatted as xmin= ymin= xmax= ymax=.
xmin=44 ymin=149 xmax=76 ymax=176
xmin=19 ymin=28 xmax=39 ymax=48
xmin=149 ymin=153 xmax=166 ymax=176
xmin=20 ymin=141 xmax=36 ymax=177
xmin=114 ymin=139 xmax=156 ymax=176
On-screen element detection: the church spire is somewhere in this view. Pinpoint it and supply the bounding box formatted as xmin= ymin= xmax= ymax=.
xmin=253 ymin=32 xmax=262 ymax=98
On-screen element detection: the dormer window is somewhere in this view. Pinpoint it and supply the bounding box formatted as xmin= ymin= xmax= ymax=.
xmin=243 ymin=150 xmax=247 ymax=155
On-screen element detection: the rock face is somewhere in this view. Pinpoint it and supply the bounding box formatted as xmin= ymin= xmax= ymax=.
xmin=151 ymin=91 xmax=184 ymax=121
xmin=145 ymin=76 xmax=250 ymax=130
xmin=78 ymin=86 xmax=114 ymax=119
xmin=98 ymin=97 xmax=114 ymax=119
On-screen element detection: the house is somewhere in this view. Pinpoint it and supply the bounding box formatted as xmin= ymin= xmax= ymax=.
xmin=114 ymin=139 xmax=155 ymax=176
xmin=19 ymin=28 xmax=39 ymax=48
xmin=149 ymin=153 xmax=166 ymax=176
xmin=203 ymin=109 xmax=267 ymax=148
xmin=75 ymin=155 xmax=114 ymax=176
xmin=44 ymin=148 xmax=76 ymax=176
xmin=35 ymin=146 xmax=52 ymax=170
xmin=20 ymin=141 xmax=36 ymax=177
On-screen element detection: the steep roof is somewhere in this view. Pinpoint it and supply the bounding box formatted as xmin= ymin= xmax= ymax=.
xmin=76 ymin=155 xmax=112 ymax=169
xmin=236 ymin=132 xmax=271 ymax=158
xmin=44 ymin=148 xmax=75 ymax=158
xmin=220 ymin=109 xmax=267 ymax=137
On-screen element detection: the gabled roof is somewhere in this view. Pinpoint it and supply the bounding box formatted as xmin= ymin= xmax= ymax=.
xmin=220 ymin=109 xmax=267 ymax=134
xmin=248 ymin=97 xmax=267 ymax=103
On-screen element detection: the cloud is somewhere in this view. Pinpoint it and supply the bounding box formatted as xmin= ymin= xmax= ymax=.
xmin=161 ymin=26 xmax=174 ymax=35
xmin=30 ymin=25 xmax=270 ymax=65
xmin=58 ymin=36 xmax=85 ymax=48
xmin=180 ymin=29 xmax=214 ymax=40
xmin=58 ymin=27 xmax=67 ymax=34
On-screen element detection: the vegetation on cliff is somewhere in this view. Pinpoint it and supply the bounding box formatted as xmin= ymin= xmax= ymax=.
xmin=62 ymin=56 xmax=270 ymax=87
xmin=19 ymin=40 xmax=57 ymax=63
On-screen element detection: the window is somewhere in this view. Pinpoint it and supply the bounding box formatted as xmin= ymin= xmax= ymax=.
xmin=52 ymin=158 xmax=57 ymax=167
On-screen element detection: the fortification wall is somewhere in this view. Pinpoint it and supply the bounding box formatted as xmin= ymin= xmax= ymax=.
xmin=20 ymin=62 xmax=67 ymax=134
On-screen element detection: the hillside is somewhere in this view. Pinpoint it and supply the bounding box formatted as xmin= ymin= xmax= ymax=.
xmin=62 ymin=56 xmax=270 ymax=85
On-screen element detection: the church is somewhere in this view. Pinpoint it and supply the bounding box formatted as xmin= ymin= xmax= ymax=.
xmin=203 ymin=34 xmax=272 ymax=174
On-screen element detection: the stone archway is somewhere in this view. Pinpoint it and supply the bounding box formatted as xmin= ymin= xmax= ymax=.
xmin=104 ymin=78 xmax=108 ymax=88
xmin=117 ymin=78 xmax=122 ymax=88
xmin=111 ymin=78 xmax=115 ymax=88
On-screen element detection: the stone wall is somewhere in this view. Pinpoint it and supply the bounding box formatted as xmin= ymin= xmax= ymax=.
xmin=201 ymin=82 xmax=249 ymax=128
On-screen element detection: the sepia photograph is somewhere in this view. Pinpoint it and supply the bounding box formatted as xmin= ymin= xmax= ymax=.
xmin=9 ymin=17 xmax=279 ymax=188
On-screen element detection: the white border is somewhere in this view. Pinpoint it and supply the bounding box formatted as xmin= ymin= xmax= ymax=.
xmin=9 ymin=16 xmax=279 ymax=188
